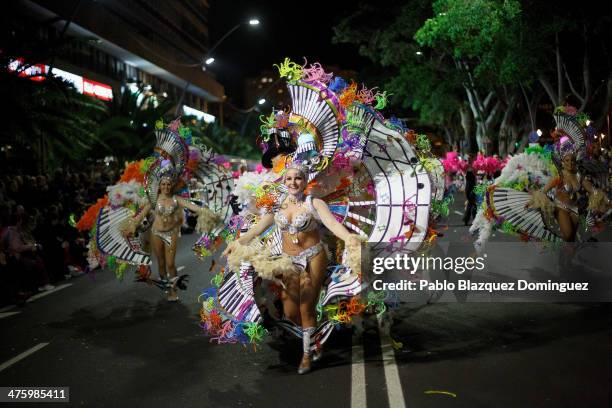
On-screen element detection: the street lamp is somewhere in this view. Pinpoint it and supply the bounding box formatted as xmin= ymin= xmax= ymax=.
xmin=203 ymin=18 xmax=260 ymax=68
xmin=258 ymin=98 xmax=266 ymax=105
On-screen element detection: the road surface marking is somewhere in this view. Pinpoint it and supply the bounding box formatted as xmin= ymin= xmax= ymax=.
xmin=0 ymin=343 xmax=49 ymax=372
xmin=0 ymin=305 xmax=16 ymax=313
xmin=351 ymin=317 xmax=367 ymax=408
xmin=378 ymin=317 xmax=406 ymax=408
xmin=0 ymin=312 xmax=21 ymax=320
xmin=454 ymin=211 xmax=463 ymax=216
xmin=26 ymin=284 xmax=72 ymax=303
xmin=177 ymin=266 xmax=186 ymax=272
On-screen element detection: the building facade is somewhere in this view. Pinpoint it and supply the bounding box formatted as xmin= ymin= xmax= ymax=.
xmin=14 ymin=0 xmax=223 ymax=119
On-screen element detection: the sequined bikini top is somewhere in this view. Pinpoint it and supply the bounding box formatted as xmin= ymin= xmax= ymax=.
xmin=156 ymin=197 xmax=179 ymax=216
xmin=562 ymin=173 xmax=583 ymax=194
xmin=558 ymin=172 xmax=585 ymax=199
xmin=274 ymin=194 xmax=320 ymax=235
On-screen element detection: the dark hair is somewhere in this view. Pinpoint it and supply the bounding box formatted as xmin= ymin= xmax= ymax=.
xmin=261 ymin=132 xmax=294 ymax=169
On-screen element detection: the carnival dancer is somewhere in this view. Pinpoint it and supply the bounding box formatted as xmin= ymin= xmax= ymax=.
xmin=528 ymin=132 xmax=609 ymax=242
xmin=75 ymin=119 xmax=233 ymax=300
xmin=122 ymin=164 xmax=211 ymax=301
xmin=470 ymin=106 xmax=609 ymax=249
xmin=198 ymin=59 xmax=446 ymax=375
xmin=223 ymin=161 xmax=364 ymax=374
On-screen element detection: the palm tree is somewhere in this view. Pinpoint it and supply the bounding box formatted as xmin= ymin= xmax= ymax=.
xmin=0 ymin=70 xmax=108 ymax=172
xmin=94 ymin=88 xmax=176 ymax=161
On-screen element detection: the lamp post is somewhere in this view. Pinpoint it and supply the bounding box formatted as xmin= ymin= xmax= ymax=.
xmin=176 ymin=18 xmax=260 ymax=115
xmin=239 ymin=77 xmax=283 ymax=137
xmin=203 ymin=18 xmax=260 ymax=69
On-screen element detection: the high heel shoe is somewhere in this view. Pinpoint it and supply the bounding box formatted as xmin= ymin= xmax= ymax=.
xmin=297 ymin=354 xmax=311 ymax=375
xmin=299 ymin=327 xmax=315 ymax=374
xmin=167 ymin=287 xmax=179 ymax=302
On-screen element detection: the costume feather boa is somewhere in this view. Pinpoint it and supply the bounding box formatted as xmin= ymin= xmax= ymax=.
xmin=470 ymin=150 xmax=556 ymax=250
xmin=196 ymin=207 xmax=222 ymax=234
xmin=232 ymin=171 xmax=277 ymax=207
xmin=226 ymin=242 xmax=298 ymax=281
xmin=107 ymin=180 xmax=147 ymax=208
xmin=494 ymin=151 xmax=555 ymax=190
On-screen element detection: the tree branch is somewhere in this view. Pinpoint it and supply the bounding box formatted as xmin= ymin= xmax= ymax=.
xmin=485 ymin=100 xmax=502 ymax=128
xmin=520 ymin=83 xmax=535 ymax=131
xmin=556 ymin=32 xmax=564 ymax=103
xmin=539 ymin=76 xmax=558 ymax=106
xmin=563 ymin=62 xmax=585 ymax=105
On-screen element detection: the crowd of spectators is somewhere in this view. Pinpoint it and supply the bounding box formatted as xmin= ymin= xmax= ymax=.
xmin=0 ymin=166 xmax=117 ymax=306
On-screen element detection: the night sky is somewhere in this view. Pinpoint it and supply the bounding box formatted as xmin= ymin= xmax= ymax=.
xmin=208 ymin=0 xmax=369 ymax=105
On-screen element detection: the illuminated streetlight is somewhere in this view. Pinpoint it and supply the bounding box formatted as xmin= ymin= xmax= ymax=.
xmin=415 ymin=51 xmax=423 ymax=56
xmin=203 ymin=18 xmax=261 ymax=68
xmin=536 ymin=129 xmax=542 ymax=136
xmin=258 ymin=98 xmax=266 ymax=105
xmin=586 ymin=120 xmax=591 ymax=126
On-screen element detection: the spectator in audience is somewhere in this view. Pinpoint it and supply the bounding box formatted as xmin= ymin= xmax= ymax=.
xmin=1 ymin=210 xmax=54 ymax=293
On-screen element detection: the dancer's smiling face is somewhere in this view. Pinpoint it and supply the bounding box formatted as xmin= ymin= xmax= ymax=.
xmin=284 ymin=168 xmax=306 ymax=195
xmin=160 ymin=178 xmax=173 ymax=195
xmin=562 ymin=154 xmax=577 ymax=172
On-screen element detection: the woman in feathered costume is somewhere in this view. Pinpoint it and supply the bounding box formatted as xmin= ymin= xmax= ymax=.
xmin=224 ymin=155 xmax=364 ymax=374
xmin=528 ymin=126 xmax=609 ymax=242
xmin=122 ymin=162 xmax=214 ymax=301
xmin=76 ymin=119 xmax=233 ymax=300
xmin=198 ymin=58 xmax=444 ymax=374
xmin=470 ymin=107 xmax=609 ymax=248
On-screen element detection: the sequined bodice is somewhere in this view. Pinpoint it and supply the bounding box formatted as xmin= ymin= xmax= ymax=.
xmin=156 ymin=197 xmax=178 ymax=216
xmin=275 ymin=210 xmax=317 ymax=234
xmin=273 ymin=195 xmax=319 ymax=236
xmin=560 ymin=173 xmax=584 ymax=197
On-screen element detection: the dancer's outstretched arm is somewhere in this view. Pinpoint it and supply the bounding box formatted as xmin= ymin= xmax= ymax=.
xmin=222 ymin=213 xmax=275 ymax=256
xmin=122 ymin=203 xmax=151 ymax=236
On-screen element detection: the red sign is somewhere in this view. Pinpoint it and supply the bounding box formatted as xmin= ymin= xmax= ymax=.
xmin=8 ymin=59 xmax=46 ymax=81
xmin=83 ymin=78 xmax=113 ymax=101
xmin=9 ymin=59 xmax=113 ymax=100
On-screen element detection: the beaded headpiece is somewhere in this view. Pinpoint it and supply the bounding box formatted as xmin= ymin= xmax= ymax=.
xmin=284 ymin=160 xmax=309 ymax=180
xmin=159 ymin=159 xmax=177 ymax=183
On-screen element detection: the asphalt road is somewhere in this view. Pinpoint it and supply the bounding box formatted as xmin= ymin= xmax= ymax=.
xmin=1 ymin=196 xmax=611 ymax=407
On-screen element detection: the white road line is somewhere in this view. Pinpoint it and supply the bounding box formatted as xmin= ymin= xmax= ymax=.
xmin=454 ymin=210 xmax=463 ymax=216
xmin=0 ymin=343 xmax=49 ymax=372
xmin=177 ymin=266 xmax=185 ymax=272
xmin=26 ymin=283 xmax=72 ymax=303
xmin=378 ymin=318 xmax=406 ymax=408
xmin=351 ymin=317 xmax=367 ymax=408
xmin=0 ymin=305 xmax=16 ymax=313
xmin=0 ymin=311 xmax=21 ymax=320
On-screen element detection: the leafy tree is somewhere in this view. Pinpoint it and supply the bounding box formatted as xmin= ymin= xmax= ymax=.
xmin=414 ymin=0 xmax=527 ymax=153
xmin=521 ymin=0 xmax=612 ymax=125
xmin=0 ymin=69 xmax=108 ymax=172
xmin=334 ymin=0 xmax=471 ymax=150
xmin=94 ymin=88 xmax=176 ymax=161
xmin=202 ymin=122 xmax=260 ymax=160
